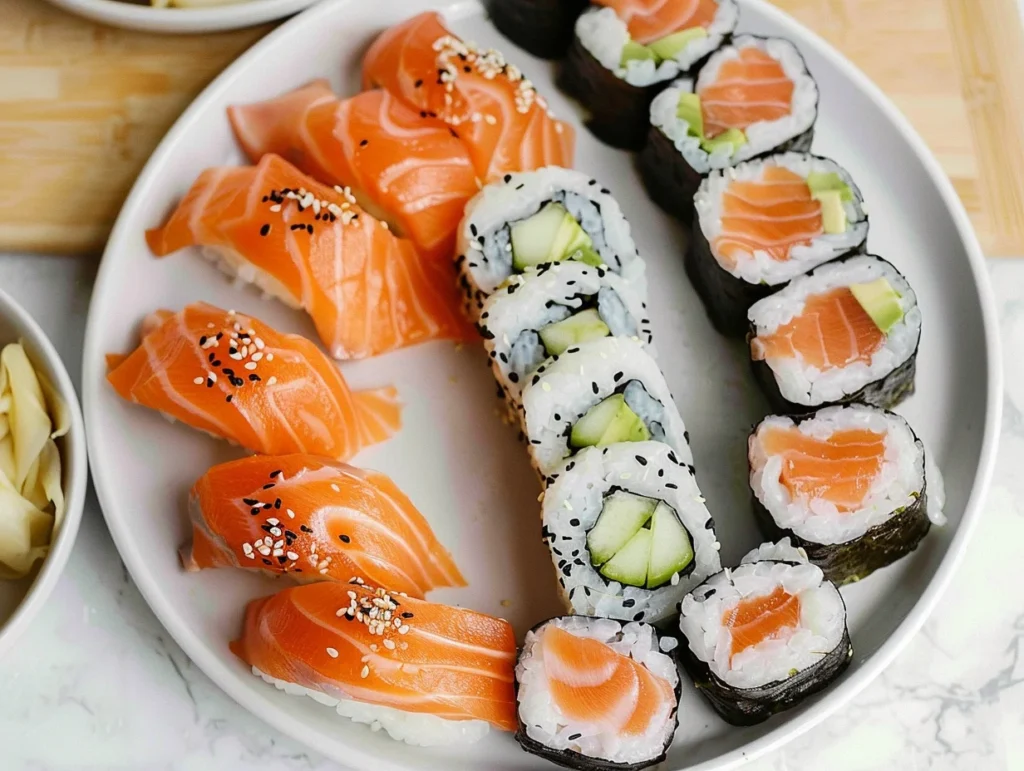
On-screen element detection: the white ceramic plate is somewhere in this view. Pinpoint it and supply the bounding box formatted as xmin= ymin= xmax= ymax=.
xmin=42 ymin=0 xmax=318 ymax=34
xmin=82 ymin=1 xmax=1002 ymax=768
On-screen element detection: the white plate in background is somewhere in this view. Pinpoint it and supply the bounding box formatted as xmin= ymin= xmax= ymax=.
xmin=42 ymin=0 xmax=318 ymax=34
xmin=81 ymin=0 xmax=1001 ymax=769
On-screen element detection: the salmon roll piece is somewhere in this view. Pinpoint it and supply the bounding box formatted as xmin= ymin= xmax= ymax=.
xmin=106 ymin=303 xmax=400 ymax=460
xmin=363 ymin=11 xmax=575 ymax=184
xmin=232 ymin=580 xmax=518 ymax=745
xmin=677 ymin=540 xmax=852 ymax=725
xmin=228 ymin=83 xmax=479 ymax=264
xmin=560 ymin=0 xmax=739 ymax=149
xmin=515 ymin=616 xmax=681 ymax=770
xmin=181 ymin=454 xmax=465 ymax=598
xmin=747 ymin=255 xmax=921 ymax=413
xmin=484 ymin=0 xmax=588 ymax=60
xmin=640 ymin=36 xmax=819 ymax=220
xmin=686 ymin=153 xmax=868 ymax=336
xmin=750 ymin=405 xmax=946 ymax=585
xmin=145 ymin=154 xmax=472 ymax=361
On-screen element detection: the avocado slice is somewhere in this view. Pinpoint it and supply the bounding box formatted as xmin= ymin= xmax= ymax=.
xmin=587 ymin=492 xmax=658 ymax=566
xmin=850 ymin=278 xmax=904 ymax=333
xmin=550 ymin=213 xmax=597 ymax=265
xmin=599 ymin=527 xmax=651 ymax=586
xmin=646 ymin=502 xmax=694 ymax=588
xmin=649 ymin=27 xmax=709 ymax=61
xmin=539 ymin=309 xmax=611 ymax=356
xmin=570 ymin=394 xmax=651 ymax=449
xmin=676 ymin=92 xmax=704 ymax=136
xmin=511 ymin=203 xmax=566 ymax=270
xmin=700 ymin=127 xmax=747 ymax=154
xmin=620 ymin=40 xmax=657 ymax=67
xmin=806 ymin=171 xmax=854 ymax=202
xmin=815 ymin=189 xmax=848 ymax=234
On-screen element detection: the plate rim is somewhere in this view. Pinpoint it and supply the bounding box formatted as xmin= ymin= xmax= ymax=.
xmin=81 ymin=0 xmax=1004 ymax=768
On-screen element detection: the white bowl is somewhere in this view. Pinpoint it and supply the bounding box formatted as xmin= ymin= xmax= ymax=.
xmin=41 ymin=0 xmax=320 ymax=34
xmin=0 ymin=288 xmax=88 ymax=659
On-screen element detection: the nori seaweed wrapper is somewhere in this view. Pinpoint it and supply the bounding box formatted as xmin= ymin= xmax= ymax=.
xmin=749 ymin=345 xmax=917 ymax=415
xmin=751 ymin=434 xmax=932 ymax=586
xmin=485 ymin=0 xmax=587 ymax=60
xmin=639 ymin=121 xmax=814 ymax=225
xmin=515 ymin=616 xmax=682 ymax=771
xmin=676 ymin=574 xmax=853 ymax=726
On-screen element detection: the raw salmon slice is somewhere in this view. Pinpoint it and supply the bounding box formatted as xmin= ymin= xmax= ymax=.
xmin=363 ymin=12 xmax=575 ymax=183
xmin=699 ymin=47 xmax=794 ymax=137
xmin=542 ymin=626 xmax=674 ymax=736
xmin=228 ymin=82 xmax=479 ymax=264
xmin=183 ymin=453 xmax=465 ymax=597
xmin=146 ymin=153 xmax=473 ymax=361
xmin=761 ymin=426 xmax=886 ymax=511
xmin=106 ymin=303 xmax=400 ymax=460
xmin=594 ymin=0 xmax=719 ymax=45
xmin=713 ymin=166 xmax=823 ymax=268
xmin=751 ymin=287 xmax=885 ymax=369
xmin=723 ymin=586 xmax=801 ymax=660
xmin=232 ymin=580 xmax=518 ymax=730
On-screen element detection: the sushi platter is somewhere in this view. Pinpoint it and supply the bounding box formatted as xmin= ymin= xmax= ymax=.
xmin=81 ymin=1 xmax=999 ymax=770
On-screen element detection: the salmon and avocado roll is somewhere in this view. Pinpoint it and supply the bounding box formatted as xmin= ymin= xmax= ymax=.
xmin=749 ymin=405 xmax=946 ymax=585
xmin=479 ymin=260 xmax=652 ymax=411
xmin=560 ymin=0 xmax=740 ymax=149
xmin=457 ymin=167 xmax=647 ymax=319
xmin=686 ymin=152 xmax=869 ymax=336
xmin=233 ymin=579 xmax=518 ymax=745
xmin=677 ymin=540 xmax=852 ymax=725
xmin=640 ymin=36 xmax=819 ymax=220
xmin=541 ymin=442 xmax=720 ymax=625
xmin=747 ymin=255 xmax=921 ymax=413
xmin=516 ymin=616 xmax=681 ymax=770
xmin=485 ymin=0 xmax=588 ymax=60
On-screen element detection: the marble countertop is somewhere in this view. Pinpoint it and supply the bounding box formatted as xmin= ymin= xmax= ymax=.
xmin=0 ymin=254 xmax=1020 ymax=771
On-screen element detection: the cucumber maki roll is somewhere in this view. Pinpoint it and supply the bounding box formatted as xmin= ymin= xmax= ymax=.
xmin=559 ymin=1 xmax=739 ymax=149
xmin=749 ymin=404 xmax=945 ymax=585
xmin=639 ymin=37 xmax=819 ymax=222
xmin=747 ymin=255 xmax=921 ymax=413
xmin=541 ymin=441 xmax=721 ymax=624
xmin=457 ymin=167 xmax=646 ymax=319
xmin=484 ymin=0 xmax=588 ymax=60
xmin=521 ymin=336 xmax=692 ymax=479
xmin=686 ymin=152 xmax=868 ymax=336
xmin=516 ymin=616 xmax=681 ymax=770
xmin=479 ymin=261 xmax=653 ymax=410
xmin=677 ymin=540 xmax=853 ymax=725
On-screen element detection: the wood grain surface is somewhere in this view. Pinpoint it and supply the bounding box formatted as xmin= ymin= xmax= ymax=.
xmin=0 ymin=0 xmax=1022 ymax=255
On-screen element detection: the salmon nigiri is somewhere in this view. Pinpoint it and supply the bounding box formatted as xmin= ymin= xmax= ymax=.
xmin=182 ymin=453 xmax=465 ymax=598
xmin=363 ymin=11 xmax=575 ymax=183
xmin=232 ymin=580 xmax=518 ymax=744
xmin=228 ymin=82 xmax=479 ymax=264
xmin=106 ymin=303 xmax=400 ymax=460
xmin=145 ymin=154 xmax=473 ymax=361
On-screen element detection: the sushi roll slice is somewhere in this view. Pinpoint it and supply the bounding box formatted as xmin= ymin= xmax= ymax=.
xmin=639 ymin=36 xmax=819 ymax=221
xmin=457 ymin=167 xmax=647 ymax=318
xmin=677 ymin=540 xmax=853 ymax=725
xmin=541 ymin=442 xmax=721 ymax=624
xmin=479 ymin=261 xmax=652 ymax=409
xmin=747 ymin=255 xmax=921 ymax=413
xmin=749 ymin=405 xmax=943 ymax=584
xmin=484 ymin=0 xmax=588 ymax=60
xmin=686 ymin=153 xmax=869 ymax=336
xmin=516 ymin=616 xmax=681 ymax=770
xmin=233 ymin=580 xmax=518 ymax=745
xmin=559 ymin=1 xmax=740 ymax=149
xmin=521 ymin=336 xmax=693 ymax=479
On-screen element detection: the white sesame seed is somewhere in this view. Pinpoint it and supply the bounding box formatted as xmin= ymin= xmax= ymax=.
xmin=274 ymin=539 xmax=284 ymax=548
xmin=272 ymin=548 xmax=284 ymax=557
xmin=242 ymin=543 xmax=253 ymax=554
xmin=193 ymin=377 xmax=204 ymax=385
xmin=286 ymin=551 xmax=299 ymax=561
xmin=320 ymin=567 xmax=328 ymax=574
xmin=360 ymin=665 xmax=370 ymax=679
xmin=347 ymin=591 xmax=357 ymax=599
xmin=383 ymin=638 xmax=396 ymax=650
xmin=254 ymin=338 xmax=265 ymax=350
xmin=286 ymin=508 xmax=294 ymax=518
xmin=267 ymin=518 xmax=279 ymax=526
xmin=268 ymin=376 xmax=278 ymax=386
xmin=258 ymin=546 xmax=271 ymax=556
xmin=270 ymin=527 xmax=282 ymax=537
xmin=244 ymin=362 xmax=257 ymax=371
xmin=269 ymin=204 xmax=282 ymax=212
xmin=331 ymin=484 xmax=340 ymax=492
xmin=326 ymin=647 xmax=338 ymax=658
xmin=398 ymin=625 xmax=410 ymax=634
xmin=370 ymin=643 xmax=378 ymax=652
xmin=251 ymin=352 xmax=263 ymax=362
xmin=266 ymin=354 xmax=274 ymax=361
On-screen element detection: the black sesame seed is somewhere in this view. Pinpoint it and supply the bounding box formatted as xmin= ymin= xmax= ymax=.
xmin=503 ymin=174 xmax=512 ymax=183
xmin=250 ymin=508 xmax=260 ymax=516
xmin=508 ymin=372 xmax=519 ymax=383
xmin=249 ymin=374 xmax=260 ymax=382
xmin=633 ymin=611 xmax=645 ymax=621
xmin=402 ymin=612 xmax=414 ymax=619
xmin=569 ymin=518 xmax=580 ymax=527
xmin=568 ymin=734 xmax=582 ymax=741
xmin=591 ymin=382 xmax=599 ymax=394
xmin=665 ymin=483 xmax=678 ymax=489
xmin=263 ymin=483 xmax=275 ymax=490
xmin=270 ymin=470 xmax=282 ymax=478
xmin=263 ymin=502 xmax=273 ymax=510
xmin=414 ymin=79 xmax=423 ymax=87
xmin=600 ymin=188 xmax=610 ymax=194
xmin=636 ymin=455 xmax=647 ymax=466
xmin=339 ymin=534 xmax=351 ymax=543
xmin=657 ymin=468 xmax=664 ymax=477
xmin=684 ymin=431 xmax=690 ymax=443
xmin=301 ymin=525 xmax=313 ymax=533
xmin=306 ymin=224 xmax=314 ymax=234
xmin=290 ymin=223 xmax=305 ymax=231
xmin=260 ymin=224 xmax=270 ymax=237
xmin=274 ymin=499 xmax=281 ymax=509
xmin=226 ymin=395 xmax=233 ymax=403
xmin=359 ymin=139 xmax=369 ymax=147
xmin=515 ymin=183 xmax=524 ymax=190
xmin=263 ymin=559 xmax=272 ymax=566
xmin=622 ymin=598 xmax=636 ymax=608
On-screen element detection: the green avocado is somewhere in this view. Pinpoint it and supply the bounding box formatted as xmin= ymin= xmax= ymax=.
xmin=539 ymin=309 xmax=611 ymax=356
xmin=569 ymin=394 xmax=651 ymax=449
xmin=648 ymin=27 xmax=708 ymax=61
xmin=620 ymin=40 xmax=657 ymax=67
xmin=587 ymin=492 xmax=657 ymax=566
xmin=816 ymin=189 xmax=848 ymax=234
xmin=806 ymin=171 xmax=854 ymax=202
xmin=511 ymin=204 xmax=598 ymax=271
xmin=598 ymin=527 xmax=651 ymax=587
xmin=850 ymin=277 xmax=904 ymax=333
xmin=646 ymin=502 xmax=694 ymax=588
xmin=676 ymin=92 xmax=704 ymax=136
xmin=700 ymin=127 xmax=748 ymax=154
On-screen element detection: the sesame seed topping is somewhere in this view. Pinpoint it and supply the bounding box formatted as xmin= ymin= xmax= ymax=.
xmin=326 ymin=647 xmax=339 ymax=658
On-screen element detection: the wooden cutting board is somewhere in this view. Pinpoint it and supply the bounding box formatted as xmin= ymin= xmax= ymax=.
xmin=1 ymin=0 xmax=1022 ymax=255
